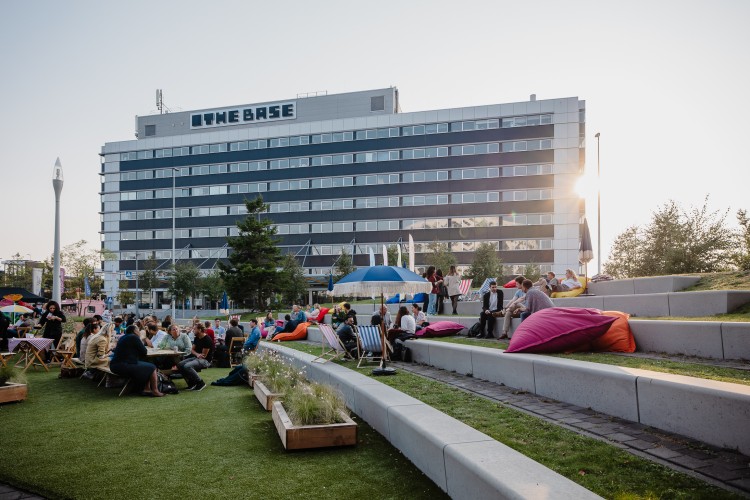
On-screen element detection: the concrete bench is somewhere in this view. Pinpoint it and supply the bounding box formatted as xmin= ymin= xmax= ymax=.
xmin=259 ymin=343 xmax=599 ymax=499
xmin=404 ymin=339 xmax=750 ymax=454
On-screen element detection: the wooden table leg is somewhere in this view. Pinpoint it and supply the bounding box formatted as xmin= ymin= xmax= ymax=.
xmin=29 ymin=347 xmax=49 ymax=373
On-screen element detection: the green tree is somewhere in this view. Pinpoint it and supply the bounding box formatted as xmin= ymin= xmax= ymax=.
xmin=118 ymin=279 xmax=134 ymax=308
xmin=279 ymin=255 xmax=308 ymax=305
xmin=603 ymin=226 xmax=643 ymax=279
xmin=199 ymin=270 xmax=225 ymax=309
xmin=59 ymin=240 xmax=110 ymax=299
xmin=1 ymin=253 xmax=32 ymax=289
xmin=334 ymin=248 xmax=355 ymax=282
xmin=466 ymin=242 xmax=503 ymax=282
xmin=733 ymin=209 xmax=750 ymax=271
xmin=522 ymin=262 xmax=541 ymax=282
xmin=219 ymin=195 xmax=282 ymax=308
xmin=386 ymin=245 xmax=399 ymax=266
xmin=604 ymin=198 xmax=735 ymax=277
xmin=425 ymin=241 xmax=457 ymax=275
xmin=169 ymin=262 xmax=201 ymax=310
xmin=138 ymin=256 xmax=160 ymax=309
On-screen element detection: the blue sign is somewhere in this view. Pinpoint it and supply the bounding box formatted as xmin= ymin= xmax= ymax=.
xmin=125 ymin=271 xmax=132 ymax=279
xmin=84 ymin=276 xmax=91 ymax=297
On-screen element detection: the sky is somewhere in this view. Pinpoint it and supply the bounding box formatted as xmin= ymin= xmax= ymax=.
xmin=1 ymin=0 xmax=748 ymax=273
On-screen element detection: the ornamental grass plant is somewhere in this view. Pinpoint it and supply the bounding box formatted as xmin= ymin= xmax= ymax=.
xmin=284 ymin=380 xmax=348 ymax=426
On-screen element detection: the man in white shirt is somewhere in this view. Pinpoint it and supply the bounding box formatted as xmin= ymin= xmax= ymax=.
xmin=213 ymin=318 xmax=226 ymax=342
xmin=102 ymin=309 xmax=113 ymax=324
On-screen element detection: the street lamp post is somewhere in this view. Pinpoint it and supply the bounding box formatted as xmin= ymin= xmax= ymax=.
xmin=52 ymin=158 xmax=64 ymax=303
xmin=171 ymin=168 xmax=178 ymax=320
xmin=595 ymin=133 xmax=601 ymax=275
xmin=135 ymin=253 xmax=140 ymax=318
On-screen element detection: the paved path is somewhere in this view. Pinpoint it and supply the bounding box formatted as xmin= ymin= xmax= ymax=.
xmin=0 ymin=483 xmax=44 ymax=500
xmin=394 ymin=361 xmax=750 ymax=496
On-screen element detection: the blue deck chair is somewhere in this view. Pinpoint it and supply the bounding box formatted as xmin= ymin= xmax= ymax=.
xmin=355 ymin=325 xmax=390 ymax=368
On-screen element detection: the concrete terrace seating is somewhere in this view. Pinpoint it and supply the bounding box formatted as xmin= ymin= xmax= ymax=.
xmin=258 ymin=343 xmax=599 ymax=499
xmin=405 ymin=339 xmax=750 ymax=455
xmin=630 ymin=320 xmax=750 ymax=361
xmin=588 ymin=275 xmax=701 ymax=295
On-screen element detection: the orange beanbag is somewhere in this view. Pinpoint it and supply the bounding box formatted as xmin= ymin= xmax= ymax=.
xmin=592 ymin=311 xmax=636 ymax=352
xmin=566 ymin=310 xmax=635 ymax=353
xmin=271 ymin=322 xmax=310 ymax=342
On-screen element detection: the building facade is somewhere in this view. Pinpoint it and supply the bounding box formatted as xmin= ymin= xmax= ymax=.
xmin=100 ymin=88 xmax=585 ymax=304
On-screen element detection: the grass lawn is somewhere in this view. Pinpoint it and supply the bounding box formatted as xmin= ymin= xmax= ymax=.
xmin=432 ymin=337 xmax=750 ymax=386
xmin=277 ymin=341 xmax=739 ymax=499
xmin=0 ymin=366 xmax=446 ymax=500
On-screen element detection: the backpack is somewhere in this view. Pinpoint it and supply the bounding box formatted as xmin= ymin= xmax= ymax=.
xmin=468 ymin=322 xmax=482 ymax=338
xmin=157 ymin=372 xmax=179 ymax=394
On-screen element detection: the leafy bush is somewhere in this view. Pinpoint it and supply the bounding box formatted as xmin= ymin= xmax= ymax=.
xmin=0 ymin=365 xmax=24 ymax=386
xmin=244 ymin=350 xmax=305 ymax=394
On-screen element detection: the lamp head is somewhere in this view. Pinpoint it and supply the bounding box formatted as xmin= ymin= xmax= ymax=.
xmin=595 ymin=132 xmax=600 ymax=139
xmin=52 ymin=157 xmax=64 ymax=181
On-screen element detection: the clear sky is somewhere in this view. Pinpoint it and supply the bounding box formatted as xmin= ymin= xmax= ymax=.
xmin=1 ymin=0 xmax=748 ymax=273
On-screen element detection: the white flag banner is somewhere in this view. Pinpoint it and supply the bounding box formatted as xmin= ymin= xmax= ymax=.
xmin=382 ymin=245 xmax=388 ymax=266
xmin=32 ymin=268 xmax=42 ymax=295
xmin=408 ymin=234 xmax=415 ymax=272
xmin=397 ymin=244 xmax=402 ymax=267
xmin=369 ymin=247 xmax=375 ymax=267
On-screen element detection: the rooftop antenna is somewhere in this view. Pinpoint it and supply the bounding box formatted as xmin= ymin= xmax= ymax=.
xmin=156 ymin=89 xmax=170 ymax=114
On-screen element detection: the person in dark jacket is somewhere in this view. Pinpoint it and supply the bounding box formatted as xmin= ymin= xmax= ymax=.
xmin=40 ymin=300 xmax=66 ymax=362
xmin=477 ymin=281 xmax=502 ymax=339
xmin=110 ymin=325 xmax=164 ymax=397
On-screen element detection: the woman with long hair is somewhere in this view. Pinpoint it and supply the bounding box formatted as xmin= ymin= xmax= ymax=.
xmin=443 ymin=265 xmax=461 ymax=315
xmin=426 ymin=266 xmax=440 ymax=315
xmin=40 ymin=300 xmax=66 ymax=361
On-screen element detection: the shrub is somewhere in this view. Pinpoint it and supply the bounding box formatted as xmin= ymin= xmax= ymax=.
xmin=284 ymin=381 xmax=348 ymax=426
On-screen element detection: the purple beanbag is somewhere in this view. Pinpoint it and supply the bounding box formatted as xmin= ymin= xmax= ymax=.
xmin=505 ymin=308 xmax=616 ymax=354
xmin=416 ymin=321 xmax=466 ymax=338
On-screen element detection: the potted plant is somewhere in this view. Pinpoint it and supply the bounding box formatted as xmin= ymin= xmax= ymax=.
xmin=272 ymin=380 xmax=357 ymax=450
xmin=249 ymin=351 xmax=305 ymax=411
xmin=0 ymin=365 xmax=27 ymax=404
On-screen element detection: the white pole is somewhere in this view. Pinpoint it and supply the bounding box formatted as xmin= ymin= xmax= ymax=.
xmin=52 ymin=158 xmax=64 ymax=303
xmin=172 ymin=168 xmax=177 ymax=320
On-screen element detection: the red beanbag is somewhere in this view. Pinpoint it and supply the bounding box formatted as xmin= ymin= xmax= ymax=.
xmin=315 ymin=307 xmax=330 ymax=323
xmin=415 ymin=321 xmax=465 ymax=337
xmin=505 ymin=308 xmax=616 ymax=354
xmin=272 ymin=322 xmax=310 ymax=342
xmin=503 ymin=279 xmax=518 ymax=288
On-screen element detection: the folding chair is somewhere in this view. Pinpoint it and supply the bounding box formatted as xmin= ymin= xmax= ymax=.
xmin=49 ymin=333 xmax=77 ymax=367
xmin=355 ymin=325 xmax=390 ymax=368
xmin=228 ymin=337 xmax=245 ymax=367
xmin=312 ymin=324 xmax=350 ymax=363
xmin=0 ymin=351 xmax=14 ymax=367
xmin=458 ymin=279 xmax=473 ymax=301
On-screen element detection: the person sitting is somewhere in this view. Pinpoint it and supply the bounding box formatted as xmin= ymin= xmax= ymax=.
xmin=243 ymin=319 xmax=261 ymax=353
xmin=224 ymin=318 xmax=244 ymax=348
xmin=203 ymin=321 xmax=216 ymax=346
xmin=161 ymin=314 xmax=172 ymax=330
xmin=112 ymin=316 xmax=124 ymax=337
xmin=500 ymin=276 xmax=527 ymax=339
xmin=10 ymin=313 xmax=34 ymax=336
xmin=263 ymin=312 xmax=278 ymax=341
xmin=477 ymin=281 xmax=502 ymax=339
xmin=84 ymin=323 xmax=113 ymax=378
xmin=110 ymin=325 xmax=164 ymax=397
xmin=176 ymin=323 xmax=214 ymax=391
xmin=412 ymin=304 xmax=428 ymax=332
xmin=102 ymin=308 xmax=113 ymax=324
xmin=78 ymin=321 xmax=99 ymax=364
xmin=306 ymin=303 xmax=321 ymax=322
xmin=343 ymin=302 xmax=357 ymax=325
xmin=331 ymin=305 xmax=346 ymax=329
xmin=371 ymin=305 xmax=392 ymax=330
xmin=551 ymin=269 xmax=582 ymax=293
xmin=213 ymin=318 xmax=226 ymax=343
xmin=0 ymin=313 xmax=11 ymax=351
xmin=158 ymin=324 xmax=192 ymax=353
xmin=282 ymin=305 xmax=307 ymax=333
xmin=534 ymin=271 xmax=559 ymax=297
xmin=520 ymin=279 xmax=555 ymax=321
xmin=388 ymin=306 xmax=417 ymax=359
xmin=336 ymin=316 xmax=358 ymax=358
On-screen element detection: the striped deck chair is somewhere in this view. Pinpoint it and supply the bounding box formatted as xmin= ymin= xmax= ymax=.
xmin=458 ymin=279 xmax=472 ymax=301
xmin=312 ymin=324 xmax=349 ymax=363
xmin=355 ymin=325 xmax=390 ymax=368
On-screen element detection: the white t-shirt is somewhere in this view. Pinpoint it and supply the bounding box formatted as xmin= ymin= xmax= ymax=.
xmin=400 ymin=315 xmax=416 ymax=334
xmin=562 ymin=277 xmax=581 ymax=289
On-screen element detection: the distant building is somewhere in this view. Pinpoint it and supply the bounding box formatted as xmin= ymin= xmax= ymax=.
xmin=100 ymin=88 xmax=586 ymax=304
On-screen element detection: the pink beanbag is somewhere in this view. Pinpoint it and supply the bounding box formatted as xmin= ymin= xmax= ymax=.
xmin=505 ymin=308 xmax=616 ymax=354
xmin=415 ymin=321 xmax=465 ymax=337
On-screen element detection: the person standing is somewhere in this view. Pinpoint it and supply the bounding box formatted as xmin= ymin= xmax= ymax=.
xmin=443 ymin=266 xmax=461 ymax=315
xmin=436 ymin=269 xmax=446 ymax=315
xmin=426 ymin=266 xmax=439 ymax=315
xmin=520 ymin=279 xmax=555 ymax=321
xmin=40 ymin=300 xmax=66 ymax=361
xmin=477 ymin=281 xmax=501 ymax=339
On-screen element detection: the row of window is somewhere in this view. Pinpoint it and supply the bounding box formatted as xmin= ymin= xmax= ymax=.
xmin=301 ymin=239 xmax=552 ymax=256
xmin=118 ymin=248 xmax=229 ymax=260
xmin=116 ymin=138 xmax=552 ymax=182
xmin=119 ymin=114 xmax=554 ymax=161
xmin=112 ymin=212 xmax=554 ymax=242
xmin=117 ymin=163 xmax=553 ymax=202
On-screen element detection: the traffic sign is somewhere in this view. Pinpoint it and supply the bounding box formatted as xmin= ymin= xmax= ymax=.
xmin=125 ymin=271 xmax=133 ymax=279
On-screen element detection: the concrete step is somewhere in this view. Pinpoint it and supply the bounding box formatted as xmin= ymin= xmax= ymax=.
xmin=404 ymin=339 xmax=750 ymax=455
xmin=588 ymin=275 xmax=701 ymax=295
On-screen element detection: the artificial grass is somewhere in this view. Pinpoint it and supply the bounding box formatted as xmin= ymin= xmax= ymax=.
xmin=277 ymin=341 xmax=741 ymax=499
xmin=431 ymin=337 xmax=750 ymax=386
xmin=0 ymin=367 xmax=446 ymax=500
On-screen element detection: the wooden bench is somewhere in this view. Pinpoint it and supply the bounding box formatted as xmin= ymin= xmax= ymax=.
xmin=92 ymin=366 xmax=132 ymax=397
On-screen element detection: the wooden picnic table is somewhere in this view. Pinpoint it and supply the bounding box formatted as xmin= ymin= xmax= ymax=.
xmin=9 ymin=338 xmax=54 ymax=372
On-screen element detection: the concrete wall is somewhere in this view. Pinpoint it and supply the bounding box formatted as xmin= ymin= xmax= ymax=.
xmin=405 ymin=339 xmax=750 ymax=454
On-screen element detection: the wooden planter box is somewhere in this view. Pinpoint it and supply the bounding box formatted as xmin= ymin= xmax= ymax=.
xmin=253 ymin=380 xmax=283 ymax=411
xmin=272 ymin=400 xmax=357 ymax=450
xmin=248 ymin=373 xmax=259 ymax=388
xmin=0 ymin=383 xmax=28 ymax=404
